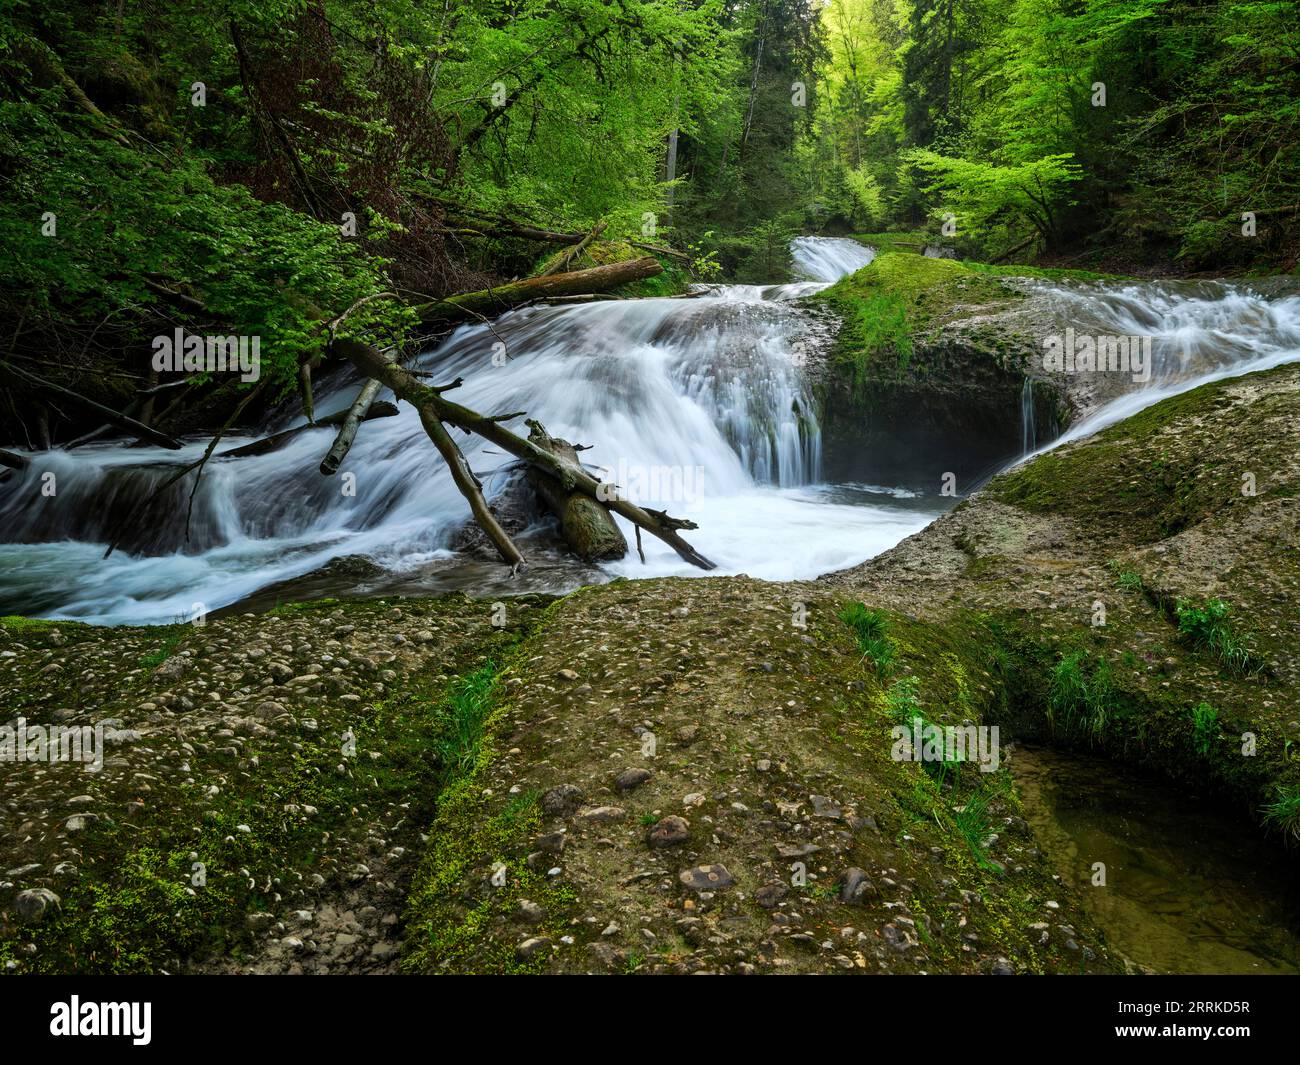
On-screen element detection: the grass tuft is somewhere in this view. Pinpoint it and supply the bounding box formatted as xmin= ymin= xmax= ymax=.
xmin=1261 ymin=786 xmax=1300 ymax=843
xmin=1175 ymin=598 xmax=1265 ymax=676
xmin=839 ymin=602 xmax=897 ymax=677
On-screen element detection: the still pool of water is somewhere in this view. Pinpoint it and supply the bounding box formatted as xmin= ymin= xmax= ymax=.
xmin=1011 ymin=745 xmax=1300 ymax=975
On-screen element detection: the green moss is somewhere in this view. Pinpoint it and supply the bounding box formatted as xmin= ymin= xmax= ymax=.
xmin=534 ymin=239 xmax=691 ymax=297
xmin=991 ymin=365 xmax=1299 ymax=542
xmin=850 ymin=230 xmax=929 ymax=252
xmin=401 ymin=597 xmax=580 ymax=974
xmin=815 ymin=251 xmax=1023 ymax=401
xmin=0 ymin=594 xmax=547 ymax=974
xmin=0 ymin=615 xmax=87 ymax=632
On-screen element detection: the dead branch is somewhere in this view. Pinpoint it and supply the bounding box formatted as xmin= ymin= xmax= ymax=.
xmin=7 ymin=364 xmax=184 ymax=450
xmin=332 ymin=338 xmax=716 ymax=570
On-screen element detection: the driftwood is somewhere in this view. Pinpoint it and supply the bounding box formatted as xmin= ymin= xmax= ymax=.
xmin=420 ymin=257 xmax=663 ymax=324
xmin=219 ymin=401 xmax=398 ymax=459
xmin=332 ymin=338 xmax=715 ymax=570
xmin=525 ymin=421 xmax=627 ymax=561
xmin=540 ymin=221 xmax=606 ymax=277
xmin=419 ymin=402 xmax=525 ymax=568
xmin=320 ymin=378 xmax=384 ymax=474
xmin=0 ymin=448 xmax=29 ymax=470
xmin=313 ymin=341 xmax=523 ymax=566
xmin=8 ymin=364 xmax=185 ymax=450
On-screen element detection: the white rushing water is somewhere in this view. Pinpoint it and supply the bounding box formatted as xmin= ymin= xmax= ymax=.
xmin=2 ymin=241 xmax=1297 ymax=624
xmin=1017 ymin=279 xmax=1300 ymax=460
xmin=0 ymin=237 xmax=925 ymax=624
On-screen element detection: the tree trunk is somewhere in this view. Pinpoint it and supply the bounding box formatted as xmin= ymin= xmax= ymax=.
xmin=320 ymin=377 xmax=384 ymax=474
xmin=525 ymin=422 xmax=627 ymax=561
xmin=332 ymin=338 xmax=715 ymax=570
xmin=421 ymin=257 xmax=662 ymax=323
xmin=219 ymin=401 xmax=397 ymax=458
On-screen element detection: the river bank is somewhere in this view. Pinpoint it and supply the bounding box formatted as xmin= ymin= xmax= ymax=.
xmin=4 ymin=353 xmax=1297 ymax=974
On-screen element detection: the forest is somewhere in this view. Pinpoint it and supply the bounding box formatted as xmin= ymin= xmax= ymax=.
xmin=3 ymin=0 xmax=1297 ymax=433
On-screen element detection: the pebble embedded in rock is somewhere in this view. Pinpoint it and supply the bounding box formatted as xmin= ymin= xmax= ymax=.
xmin=678 ymin=864 xmax=735 ymax=892
xmin=515 ymin=899 xmax=544 ymax=924
xmin=838 ymin=867 xmax=878 ymax=905
xmin=515 ymin=936 xmax=551 ymax=961
xmin=14 ymin=888 xmax=60 ymax=923
xmin=615 ymin=767 xmax=652 ymax=791
xmin=540 ymin=784 xmax=585 ymax=817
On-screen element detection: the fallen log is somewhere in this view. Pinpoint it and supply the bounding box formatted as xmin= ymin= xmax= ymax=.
xmin=219 ymin=401 xmax=398 ymax=459
xmin=630 ymin=240 xmax=691 ymax=262
xmin=320 ymin=378 xmax=384 ymax=474
xmin=525 ymin=421 xmax=627 ymax=561
xmin=8 ymin=365 xmax=185 ymax=450
xmin=0 ymin=448 xmax=29 ymax=470
xmin=332 ymin=338 xmax=715 ymax=570
xmin=540 ymin=221 xmax=607 ymax=277
xmin=420 ymin=257 xmax=663 ymax=324
xmin=419 ymin=403 xmax=525 ymax=569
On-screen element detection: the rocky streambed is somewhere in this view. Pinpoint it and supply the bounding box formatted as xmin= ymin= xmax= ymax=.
xmin=4 ymin=356 xmax=1297 ymax=975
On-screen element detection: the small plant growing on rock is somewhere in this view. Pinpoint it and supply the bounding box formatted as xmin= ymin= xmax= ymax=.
xmin=1190 ymin=702 xmax=1220 ymax=757
xmin=1048 ymin=651 xmax=1113 ymax=743
xmin=1262 ymin=786 xmax=1300 ymax=844
xmin=1107 ymin=559 xmax=1144 ymax=593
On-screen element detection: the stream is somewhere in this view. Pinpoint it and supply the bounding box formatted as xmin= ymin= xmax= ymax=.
xmin=1 ymin=236 xmax=1299 ymax=625
xmin=1012 ymin=746 xmax=1300 ymax=975
xmin=3 ymin=237 xmax=1300 ymax=976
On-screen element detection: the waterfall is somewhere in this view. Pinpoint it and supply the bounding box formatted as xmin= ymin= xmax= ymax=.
xmin=790 ymin=236 xmax=875 ymax=283
xmin=1020 ymin=378 xmax=1037 ymax=456
xmin=3 ymin=243 xmax=1298 ymax=625
xmin=0 ymin=238 xmax=925 ymax=623
xmin=1018 ymin=279 xmax=1300 ymax=461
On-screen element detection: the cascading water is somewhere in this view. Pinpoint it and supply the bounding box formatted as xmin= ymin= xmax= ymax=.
xmin=0 ymin=237 xmax=923 ymax=624
xmin=3 ymin=241 xmax=1298 ymax=625
xmin=790 ymin=236 xmax=876 ymax=283
xmin=1018 ymin=279 xmax=1300 ymax=458
xmin=1020 ymin=377 xmax=1037 ymax=456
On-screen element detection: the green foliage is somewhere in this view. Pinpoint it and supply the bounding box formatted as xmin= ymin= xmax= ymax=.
xmin=951 ymin=776 xmax=1011 ymax=872
xmin=1175 ymin=599 xmax=1264 ymax=676
xmin=810 ymin=0 xmax=1300 ymax=267
xmin=1190 ymin=702 xmax=1220 ymax=757
xmin=139 ymin=630 xmax=185 ymax=671
xmin=435 ymin=663 xmax=501 ymax=781
xmin=902 ymin=149 xmax=1083 ymax=250
xmin=1047 ymin=651 xmax=1114 ymax=743
xmin=1261 ymin=785 xmax=1300 ymax=843
xmin=840 ymin=601 xmax=897 ymax=677
xmin=1108 ymin=559 xmax=1144 ymax=592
